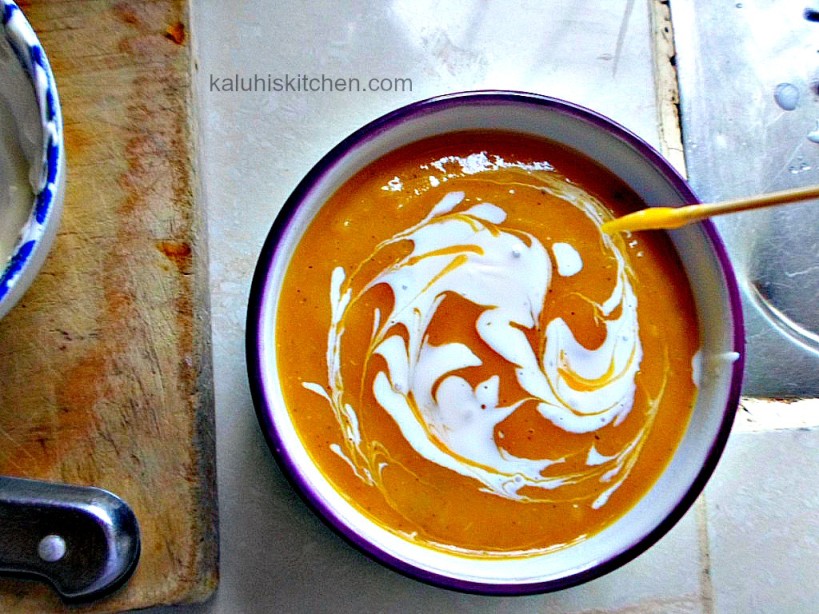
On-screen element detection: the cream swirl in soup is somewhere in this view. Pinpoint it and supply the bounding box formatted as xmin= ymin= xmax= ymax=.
xmin=278 ymin=131 xmax=699 ymax=555
xmin=306 ymin=184 xmax=648 ymax=510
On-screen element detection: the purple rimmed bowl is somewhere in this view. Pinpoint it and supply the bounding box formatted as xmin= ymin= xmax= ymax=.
xmin=246 ymin=91 xmax=744 ymax=595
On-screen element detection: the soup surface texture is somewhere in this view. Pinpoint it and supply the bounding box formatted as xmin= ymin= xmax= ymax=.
xmin=275 ymin=131 xmax=699 ymax=556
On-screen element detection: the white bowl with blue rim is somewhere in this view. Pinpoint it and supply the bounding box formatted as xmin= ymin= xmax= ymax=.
xmin=0 ymin=0 xmax=65 ymax=321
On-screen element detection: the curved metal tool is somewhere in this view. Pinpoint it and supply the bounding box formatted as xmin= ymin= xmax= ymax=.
xmin=0 ymin=476 xmax=140 ymax=601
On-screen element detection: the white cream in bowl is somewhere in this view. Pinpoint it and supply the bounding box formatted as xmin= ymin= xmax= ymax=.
xmin=0 ymin=93 xmax=35 ymax=269
xmin=0 ymin=0 xmax=64 ymax=320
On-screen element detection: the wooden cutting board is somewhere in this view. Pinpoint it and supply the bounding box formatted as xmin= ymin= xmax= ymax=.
xmin=0 ymin=0 xmax=217 ymax=611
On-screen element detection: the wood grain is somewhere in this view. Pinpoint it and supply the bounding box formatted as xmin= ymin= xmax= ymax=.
xmin=650 ymin=0 xmax=686 ymax=176
xmin=0 ymin=0 xmax=217 ymax=610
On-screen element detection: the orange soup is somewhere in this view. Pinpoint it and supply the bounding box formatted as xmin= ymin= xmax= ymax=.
xmin=276 ymin=131 xmax=699 ymax=556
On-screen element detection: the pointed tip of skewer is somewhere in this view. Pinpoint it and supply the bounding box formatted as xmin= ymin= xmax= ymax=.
xmin=600 ymin=219 xmax=626 ymax=235
xmin=600 ymin=217 xmax=631 ymax=235
xmin=601 ymin=207 xmax=685 ymax=234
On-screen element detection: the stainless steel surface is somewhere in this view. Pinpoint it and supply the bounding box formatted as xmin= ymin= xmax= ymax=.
xmin=0 ymin=476 xmax=140 ymax=601
xmin=673 ymin=0 xmax=819 ymax=396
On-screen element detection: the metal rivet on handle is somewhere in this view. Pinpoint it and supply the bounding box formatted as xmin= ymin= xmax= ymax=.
xmin=37 ymin=535 xmax=67 ymax=562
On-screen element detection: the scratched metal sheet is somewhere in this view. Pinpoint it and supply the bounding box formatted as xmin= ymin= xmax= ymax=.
xmin=672 ymin=0 xmax=819 ymax=396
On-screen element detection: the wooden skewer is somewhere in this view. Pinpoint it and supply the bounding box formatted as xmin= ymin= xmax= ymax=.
xmin=601 ymin=185 xmax=819 ymax=234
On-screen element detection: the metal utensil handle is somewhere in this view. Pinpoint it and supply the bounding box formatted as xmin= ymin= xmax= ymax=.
xmin=0 ymin=476 xmax=141 ymax=601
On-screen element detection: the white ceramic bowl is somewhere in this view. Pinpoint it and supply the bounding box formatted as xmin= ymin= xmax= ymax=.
xmin=247 ymin=91 xmax=744 ymax=594
xmin=0 ymin=0 xmax=65 ymax=320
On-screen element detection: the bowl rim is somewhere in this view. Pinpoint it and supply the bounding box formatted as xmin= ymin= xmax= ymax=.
xmin=245 ymin=90 xmax=745 ymax=595
xmin=0 ymin=0 xmax=65 ymax=314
